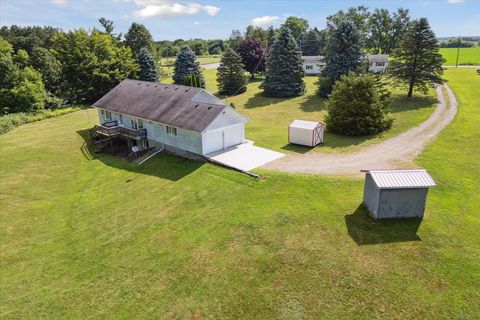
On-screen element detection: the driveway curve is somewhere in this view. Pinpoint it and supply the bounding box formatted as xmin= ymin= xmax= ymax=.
xmin=262 ymin=84 xmax=458 ymax=175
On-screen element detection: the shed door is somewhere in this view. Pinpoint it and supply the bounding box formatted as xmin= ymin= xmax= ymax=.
xmin=204 ymin=130 xmax=224 ymax=154
xmin=223 ymin=124 xmax=243 ymax=149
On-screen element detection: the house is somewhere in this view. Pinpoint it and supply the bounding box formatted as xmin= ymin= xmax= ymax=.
xmin=365 ymin=54 xmax=389 ymax=73
xmin=302 ymin=56 xmax=325 ymax=75
xmin=361 ymin=169 xmax=436 ymax=219
xmin=92 ymin=79 xmax=249 ymax=158
xmin=288 ymin=120 xmax=324 ymax=147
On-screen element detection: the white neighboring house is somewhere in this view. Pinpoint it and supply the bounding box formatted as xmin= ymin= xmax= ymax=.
xmin=302 ymin=56 xmax=325 ymax=75
xmin=365 ymin=54 xmax=389 ymax=73
xmin=92 ymin=79 xmax=249 ymax=157
xmin=302 ymin=54 xmax=389 ymax=74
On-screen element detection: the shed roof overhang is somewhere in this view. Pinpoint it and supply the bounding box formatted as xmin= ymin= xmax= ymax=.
xmin=361 ymin=169 xmax=436 ymax=189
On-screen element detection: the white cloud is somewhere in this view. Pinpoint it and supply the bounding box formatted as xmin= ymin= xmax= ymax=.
xmin=133 ymin=0 xmax=220 ymax=18
xmin=51 ymin=0 xmax=68 ymax=5
xmin=448 ymin=0 xmax=464 ymax=3
xmin=250 ymin=15 xmax=280 ymax=27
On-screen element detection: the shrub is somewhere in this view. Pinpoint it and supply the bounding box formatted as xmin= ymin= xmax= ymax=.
xmin=317 ymin=76 xmax=334 ymax=98
xmin=325 ymin=73 xmax=393 ymax=136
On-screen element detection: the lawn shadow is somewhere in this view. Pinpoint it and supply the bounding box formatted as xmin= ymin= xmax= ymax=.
xmin=280 ymin=144 xmax=313 ymax=154
xmin=299 ymin=93 xmax=327 ymax=113
xmin=76 ymin=129 xmax=203 ymax=181
xmin=345 ymin=204 xmax=422 ymax=245
xmin=390 ymin=94 xmax=438 ymax=113
xmin=244 ymin=91 xmax=298 ymax=109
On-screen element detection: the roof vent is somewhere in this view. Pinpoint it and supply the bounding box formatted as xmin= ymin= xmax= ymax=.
xmin=146 ymin=83 xmax=150 ymax=86
xmin=164 ymin=86 xmax=168 ymax=89
xmin=185 ymin=88 xmax=190 ymax=92
xmin=137 ymin=83 xmax=141 ymax=86
xmin=174 ymin=87 xmax=178 ymax=90
xmin=154 ymin=85 xmax=158 ymax=88
xmin=194 ymin=104 xmax=199 ymax=108
xmin=208 ymin=106 xmax=213 ymax=110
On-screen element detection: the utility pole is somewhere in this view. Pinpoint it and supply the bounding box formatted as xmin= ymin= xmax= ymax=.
xmin=455 ymin=36 xmax=461 ymax=68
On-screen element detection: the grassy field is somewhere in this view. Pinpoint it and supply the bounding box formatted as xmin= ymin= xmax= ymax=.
xmin=0 ymin=69 xmax=479 ymax=319
xmin=439 ymin=47 xmax=480 ymax=65
xmin=200 ymin=69 xmax=437 ymax=154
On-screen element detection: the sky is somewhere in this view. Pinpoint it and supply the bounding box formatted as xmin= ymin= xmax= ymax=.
xmin=1 ymin=0 xmax=479 ymax=40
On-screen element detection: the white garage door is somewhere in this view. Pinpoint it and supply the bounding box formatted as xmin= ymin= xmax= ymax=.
xmin=203 ymin=124 xmax=244 ymax=154
xmin=224 ymin=124 xmax=243 ymax=149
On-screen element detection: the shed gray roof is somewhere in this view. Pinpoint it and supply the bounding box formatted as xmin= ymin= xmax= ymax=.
xmin=363 ymin=169 xmax=436 ymax=189
xmin=93 ymin=79 xmax=228 ymax=132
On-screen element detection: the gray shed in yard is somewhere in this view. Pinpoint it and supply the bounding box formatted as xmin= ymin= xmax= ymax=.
xmin=362 ymin=169 xmax=436 ymax=219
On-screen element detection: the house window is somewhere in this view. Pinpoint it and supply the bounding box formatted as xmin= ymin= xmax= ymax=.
xmin=305 ymin=65 xmax=313 ymax=70
xmin=104 ymin=111 xmax=112 ymax=121
xmin=376 ymin=62 xmax=385 ymax=67
xmin=117 ymin=113 xmax=123 ymax=125
xmin=166 ymin=126 xmax=177 ymax=136
xmin=130 ymin=118 xmax=143 ymax=130
xmin=137 ymin=119 xmax=144 ymax=130
xmin=142 ymin=139 xmax=149 ymax=149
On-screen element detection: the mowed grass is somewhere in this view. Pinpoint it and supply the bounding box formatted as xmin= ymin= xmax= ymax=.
xmin=202 ymin=69 xmax=437 ymax=154
xmin=439 ymin=47 xmax=480 ymax=65
xmin=0 ymin=69 xmax=479 ymax=319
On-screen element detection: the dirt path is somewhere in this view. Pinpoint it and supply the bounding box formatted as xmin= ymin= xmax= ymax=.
xmin=262 ymin=84 xmax=458 ymax=175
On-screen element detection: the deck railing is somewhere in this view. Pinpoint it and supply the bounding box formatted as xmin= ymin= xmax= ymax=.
xmin=92 ymin=124 xmax=147 ymax=139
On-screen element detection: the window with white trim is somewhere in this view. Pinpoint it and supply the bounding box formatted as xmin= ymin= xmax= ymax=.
xmin=166 ymin=126 xmax=177 ymax=136
xmin=117 ymin=113 xmax=123 ymax=125
xmin=305 ymin=65 xmax=313 ymax=70
xmin=142 ymin=139 xmax=149 ymax=149
xmin=104 ymin=111 xmax=112 ymax=121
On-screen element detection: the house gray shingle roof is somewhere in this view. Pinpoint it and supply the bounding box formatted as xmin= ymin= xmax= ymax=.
xmin=93 ymin=79 xmax=227 ymax=132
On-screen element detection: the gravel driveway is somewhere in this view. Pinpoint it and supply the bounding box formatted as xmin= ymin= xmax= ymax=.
xmin=262 ymin=84 xmax=458 ymax=175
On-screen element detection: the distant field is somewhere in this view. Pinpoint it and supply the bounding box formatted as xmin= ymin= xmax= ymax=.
xmin=160 ymin=55 xmax=221 ymax=67
xmin=439 ymin=47 xmax=480 ymax=65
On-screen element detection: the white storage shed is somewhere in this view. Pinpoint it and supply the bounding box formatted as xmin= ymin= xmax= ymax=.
xmin=288 ymin=120 xmax=324 ymax=147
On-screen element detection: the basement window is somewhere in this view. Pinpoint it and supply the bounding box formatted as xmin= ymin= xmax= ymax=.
xmin=166 ymin=126 xmax=177 ymax=136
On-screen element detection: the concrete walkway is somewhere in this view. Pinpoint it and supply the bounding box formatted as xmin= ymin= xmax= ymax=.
xmin=206 ymin=142 xmax=284 ymax=172
xmin=262 ymin=84 xmax=458 ymax=176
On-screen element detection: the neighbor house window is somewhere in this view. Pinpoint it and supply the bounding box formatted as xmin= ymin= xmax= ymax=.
xmin=305 ymin=65 xmax=313 ymax=70
xmin=104 ymin=111 xmax=112 ymax=121
xmin=376 ymin=62 xmax=385 ymax=67
xmin=166 ymin=126 xmax=177 ymax=136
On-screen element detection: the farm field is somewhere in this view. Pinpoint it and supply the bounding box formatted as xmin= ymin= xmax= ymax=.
xmin=0 ymin=69 xmax=479 ymax=319
xmin=200 ymin=69 xmax=437 ymax=154
xmin=439 ymin=47 xmax=480 ymax=65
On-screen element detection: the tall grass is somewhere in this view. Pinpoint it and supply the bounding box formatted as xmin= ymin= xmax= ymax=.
xmin=0 ymin=106 xmax=82 ymax=135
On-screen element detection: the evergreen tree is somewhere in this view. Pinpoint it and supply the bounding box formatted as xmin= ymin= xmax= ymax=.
xmin=325 ymin=73 xmax=393 ymax=136
xmin=217 ymin=48 xmax=248 ymax=95
xmin=124 ymin=22 xmax=153 ymax=56
xmin=301 ymin=29 xmax=321 ymax=55
xmin=172 ymin=45 xmax=205 ymax=88
xmin=137 ymin=47 xmax=159 ymax=82
xmin=388 ymin=18 xmax=444 ymax=97
xmin=262 ymin=27 xmax=305 ymax=98
xmin=319 ymin=20 xmax=362 ymax=97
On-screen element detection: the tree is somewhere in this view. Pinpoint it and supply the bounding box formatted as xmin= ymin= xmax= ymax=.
xmin=13 ymin=49 xmax=29 ymax=68
xmin=228 ymin=29 xmax=244 ymax=50
xmin=388 ymin=18 xmax=444 ymax=97
xmin=0 ymin=25 xmax=60 ymax=54
xmin=319 ymin=20 xmax=362 ymax=97
xmin=366 ymin=8 xmax=410 ymax=54
xmin=137 ymin=47 xmax=159 ymax=82
xmin=301 ymin=29 xmax=322 ymax=55
xmin=124 ymin=22 xmax=153 ymax=56
xmin=282 ymin=16 xmax=309 ymax=43
xmin=98 ymin=18 xmax=114 ymax=35
xmin=235 ymin=38 xmax=266 ymax=78
xmin=217 ymin=48 xmax=248 ymax=95
xmin=245 ymin=25 xmax=268 ymax=44
xmin=325 ymin=73 xmax=393 ymax=136
xmin=52 ymin=29 xmax=139 ymax=101
xmin=30 ymin=47 xmax=62 ymax=94
xmin=172 ymin=45 xmax=205 ymax=88
xmin=326 ymin=6 xmax=370 ymax=46
xmin=262 ymin=27 xmax=305 ymax=98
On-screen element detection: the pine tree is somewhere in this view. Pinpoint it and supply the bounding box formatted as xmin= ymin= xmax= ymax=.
xmin=301 ymin=29 xmax=321 ymax=56
xmin=172 ymin=45 xmax=205 ymax=88
xmin=325 ymin=73 xmax=393 ymax=136
xmin=262 ymin=27 xmax=305 ymax=98
xmin=388 ymin=18 xmax=444 ymax=97
xmin=319 ymin=20 xmax=362 ymax=97
xmin=217 ymin=48 xmax=248 ymax=95
xmin=137 ymin=47 xmax=159 ymax=82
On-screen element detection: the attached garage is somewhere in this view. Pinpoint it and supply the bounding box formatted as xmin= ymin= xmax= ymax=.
xmin=203 ymin=123 xmax=245 ymax=155
xmin=288 ymin=120 xmax=324 ymax=147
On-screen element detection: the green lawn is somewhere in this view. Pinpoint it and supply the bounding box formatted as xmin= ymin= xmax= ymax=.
xmin=439 ymin=47 xmax=480 ymax=65
xmin=202 ymin=69 xmax=437 ymax=154
xmin=0 ymin=69 xmax=479 ymax=319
